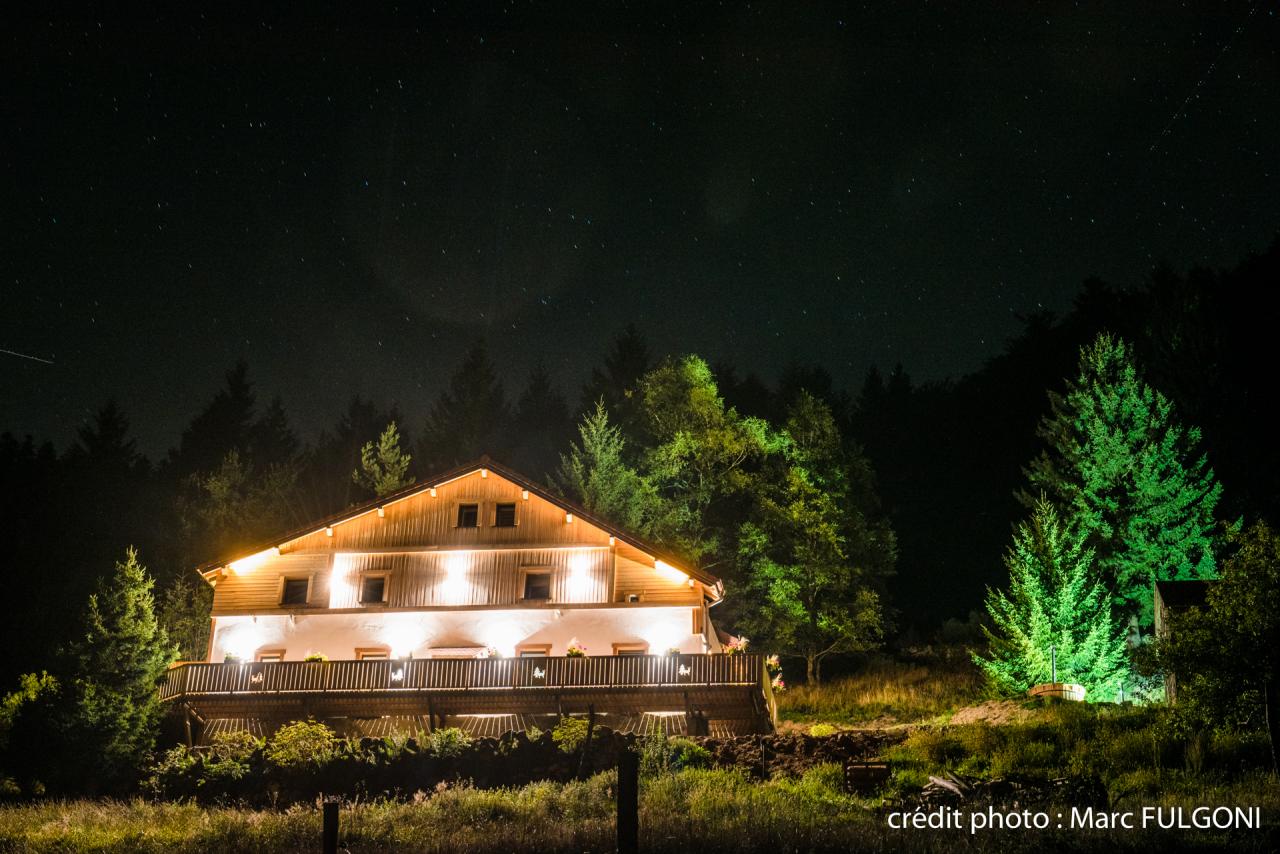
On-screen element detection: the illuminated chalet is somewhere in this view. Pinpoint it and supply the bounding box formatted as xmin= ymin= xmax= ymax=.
xmin=160 ymin=458 xmax=775 ymax=741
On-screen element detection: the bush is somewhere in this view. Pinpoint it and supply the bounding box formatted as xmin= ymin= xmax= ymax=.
xmin=808 ymin=723 xmax=837 ymax=737
xmin=638 ymin=734 xmax=712 ymax=775
xmin=264 ymin=720 xmax=336 ymax=769
xmin=426 ymin=727 xmax=472 ymax=759
xmin=551 ymin=717 xmax=592 ymax=754
xmin=207 ymin=729 xmax=259 ymax=764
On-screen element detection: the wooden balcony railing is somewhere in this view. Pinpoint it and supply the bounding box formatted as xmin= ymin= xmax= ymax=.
xmin=159 ymin=654 xmax=765 ymax=702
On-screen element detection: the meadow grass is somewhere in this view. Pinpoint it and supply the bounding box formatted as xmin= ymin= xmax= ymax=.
xmin=777 ymin=656 xmax=987 ymax=727
xmin=2 ymin=758 xmax=1275 ymax=853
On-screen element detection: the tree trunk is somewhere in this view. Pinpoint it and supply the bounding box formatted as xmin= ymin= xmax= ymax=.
xmin=1265 ymin=674 xmax=1280 ymax=775
xmin=806 ymin=654 xmax=817 ymax=685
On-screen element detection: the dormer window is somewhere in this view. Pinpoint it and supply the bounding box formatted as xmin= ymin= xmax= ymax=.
xmin=494 ymin=502 xmax=517 ymax=527
xmin=456 ymin=503 xmax=479 ymax=528
xmin=360 ymin=574 xmax=388 ymax=605
xmin=280 ymin=577 xmax=309 ymax=606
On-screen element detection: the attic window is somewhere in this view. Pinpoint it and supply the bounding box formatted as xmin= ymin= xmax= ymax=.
xmin=280 ymin=578 xmax=309 ymax=606
xmin=456 ymin=503 xmax=479 ymax=528
xmin=360 ymin=574 xmax=387 ymax=604
xmin=494 ymin=502 xmax=517 ymax=527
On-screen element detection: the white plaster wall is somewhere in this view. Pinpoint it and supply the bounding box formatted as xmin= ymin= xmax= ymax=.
xmin=210 ymin=606 xmax=709 ymax=661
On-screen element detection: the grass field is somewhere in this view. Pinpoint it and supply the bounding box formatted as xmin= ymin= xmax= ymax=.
xmin=3 ymin=660 xmax=1276 ymax=852
xmin=2 ymin=763 xmax=1276 ymax=853
xmin=777 ymin=655 xmax=987 ymax=727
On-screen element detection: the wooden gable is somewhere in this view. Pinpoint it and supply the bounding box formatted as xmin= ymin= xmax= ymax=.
xmin=205 ymin=463 xmax=714 ymax=615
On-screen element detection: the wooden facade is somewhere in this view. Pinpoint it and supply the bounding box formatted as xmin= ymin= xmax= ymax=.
xmin=165 ymin=459 xmax=772 ymax=739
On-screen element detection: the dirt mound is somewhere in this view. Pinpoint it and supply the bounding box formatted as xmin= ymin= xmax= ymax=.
xmin=699 ymin=729 xmax=907 ymax=778
xmin=948 ymin=699 xmax=1033 ymax=726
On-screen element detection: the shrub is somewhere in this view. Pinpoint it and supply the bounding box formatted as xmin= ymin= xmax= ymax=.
xmin=638 ymin=734 xmax=711 ymax=775
xmin=900 ymin=728 xmax=965 ymax=766
xmin=426 ymin=727 xmax=472 ymax=759
xmin=303 ymin=653 xmax=327 ymax=662
xmin=207 ymin=729 xmax=260 ymax=764
xmin=264 ymin=720 xmax=337 ymax=769
xmin=808 ymin=723 xmax=837 ymax=737
xmin=144 ymin=745 xmax=197 ymax=796
xmin=551 ymin=717 xmax=593 ymax=754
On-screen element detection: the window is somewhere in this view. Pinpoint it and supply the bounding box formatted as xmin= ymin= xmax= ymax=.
xmin=360 ymin=574 xmax=387 ymax=604
xmin=356 ymin=647 xmax=390 ymax=660
xmin=523 ymin=570 xmax=551 ymax=600
xmin=518 ymin=645 xmax=550 ymax=658
xmin=456 ymin=503 xmax=479 ymax=528
xmin=612 ymin=643 xmax=649 ymax=656
xmin=494 ymin=502 xmax=517 ymax=527
xmin=256 ymin=649 xmax=285 ymax=662
xmin=280 ymin=577 xmax=309 ymax=606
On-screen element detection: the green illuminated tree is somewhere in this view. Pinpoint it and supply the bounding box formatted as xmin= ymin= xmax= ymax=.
xmin=974 ymin=499 xmax=1128 ymax=701
xmin=636 ymin=355 xmax=778 ymax=566
xmin=1023 ymin=333 xmax=1221 ymax=631
xmin=737 ymin=393 xmax=893 ymax=683
xmin=352 ymin=421 xmax=414 ymax=497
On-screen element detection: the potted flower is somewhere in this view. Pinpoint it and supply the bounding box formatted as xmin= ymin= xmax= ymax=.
xmin=304 ymin=652 xmax=328 ymax=663
xmin=771 ymin=673 xmax=786 ymax=693
xmin=565 ymin=638 xmax=587 ymax=658
xmin=665 ymin=647 xmax=681 ymax=656
xmin=765 ymin=654 xmax=781 ymax=675
xmin=223 ymin=653 xmax=243 ymax=664
xmin=478 ymin=647 xmax=502 ymax=659
xmin=723 ymin=636 xmax=749 ymax=656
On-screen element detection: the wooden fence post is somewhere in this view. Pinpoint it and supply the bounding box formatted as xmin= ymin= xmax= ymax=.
xmin=322 ymin=801 xmax=338 ymax=854
xmin=617 ymin=749 xmax=639 ymax=854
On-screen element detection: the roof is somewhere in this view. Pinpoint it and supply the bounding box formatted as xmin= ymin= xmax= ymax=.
xmin=1154 ymin=579 xmax=1215 ymax=610
xmin=196 ymin=455 xmax=722 ymax=592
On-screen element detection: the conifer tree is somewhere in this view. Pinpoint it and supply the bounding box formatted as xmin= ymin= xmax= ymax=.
xmin=352 ymin=421 xmax=414 ymax=497
xmin=556 ymin=401 xmax=659 ymax=533
xmin=417 ymin=342 xmax=509 ymax=469
xmin=974 ymin=499 xmax=1128 ymax=701
xmin=1023 ymin=333 xmax=1221 ymax=630
xmin=62 ymin=548 xmax=176 ymax=789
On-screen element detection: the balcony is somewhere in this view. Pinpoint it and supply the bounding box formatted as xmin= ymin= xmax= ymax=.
xmin=161 ymin=654 xmax=775 ymax=735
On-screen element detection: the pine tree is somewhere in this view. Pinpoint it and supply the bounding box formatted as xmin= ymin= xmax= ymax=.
xmin=556 ymin=401 xmax=659 ymax=533
xmin=352 ymin=421 xmax=414 ymax=497
xmin=974 ymin=499 xmax=1128 ymax=701
xmin=417 ymin=342 xmax=509 ymax=470
xmin=63 ymin=548 xmax=176 ymax=789
xmin=510 ymin=363 xmax=571 ymax=479
xmin=1023 ymin=333 xmax=1221 ymax=631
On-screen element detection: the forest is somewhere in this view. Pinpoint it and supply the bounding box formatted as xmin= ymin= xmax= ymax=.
xmin=0 ymin=240 xmax=1277 ymax=809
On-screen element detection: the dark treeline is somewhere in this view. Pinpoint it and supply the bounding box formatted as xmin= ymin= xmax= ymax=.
xmin=1 ymin=240 xmax=1277 ymax=690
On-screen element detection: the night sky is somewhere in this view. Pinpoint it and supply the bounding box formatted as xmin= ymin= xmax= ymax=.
xmin=4 ymin=4 xmax=1278 ymax=457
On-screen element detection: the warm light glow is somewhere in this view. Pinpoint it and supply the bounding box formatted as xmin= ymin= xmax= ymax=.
xmin=381 ymin=614 xmax=428 ymax=658
xmin=229 ymin=548 xmax=276 ymax=575
xmin=325 ymin=526 xmax=334 ymax=537
xmin=608 ymin=536 xmax=616 ymax=546
xmin=222 ymin=623 xmax=268 ymax=661
xmin=484 ymin=622 xmax=525 ymax=658
xmin=642 ymin=614 xmax=691 ymax=655
xmin=481 ymin=468 xmax=488 ymax=478
xmin=440 ymin=553 xmax=469 ymax=604
xmin=377 ymin=507 xmax=385 ymax=518
xmin=565 ymin=512 xmax=574 ymax=524
xmin=329 ymin=555 xmax=356 ymax=607
xmin=430 ymin=487 xmax=437 ymax=497
xmin=565 ymin=552 xmax=592 ymax=601
xmin=521 ymin=489 xmax=529 ymax=500
xmin=654 ymin=560 xmax=689 ymax=584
